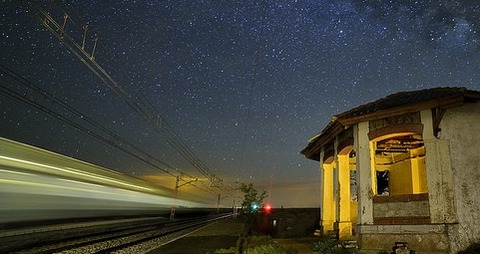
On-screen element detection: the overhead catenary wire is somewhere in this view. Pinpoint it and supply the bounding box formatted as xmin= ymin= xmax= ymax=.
xmin=0 ymin=64 xmax=164 ymax=175
xmin=0 ymin=64 xmax=216 ymax=193
xmin=16 ymin=0 xmax=232 ymax=194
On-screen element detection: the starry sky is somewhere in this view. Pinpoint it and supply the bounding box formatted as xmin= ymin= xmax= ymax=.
xmin=1 ymin=1 xmax=480 ymax=208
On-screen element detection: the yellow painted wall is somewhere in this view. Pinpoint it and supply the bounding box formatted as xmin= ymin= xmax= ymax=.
xmin=350 ymin=201 xmax=358 ymax=223
xmin=411 ymin=156 xmax=428 ymax=193
xmin=387 ymin=156 xmax=428 ymax=195
xmin=389 ymin=159 xmax=413 ymax=195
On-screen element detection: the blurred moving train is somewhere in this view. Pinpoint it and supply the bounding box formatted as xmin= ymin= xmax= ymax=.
xmin=0 ymin=137 xmax=208 ymax=224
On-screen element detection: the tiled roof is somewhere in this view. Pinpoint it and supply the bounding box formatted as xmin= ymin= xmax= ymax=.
xmin=301 ymin=87 xmax=480 ymax=160
xmin=335 ymin=87 xmax=477 ymax=120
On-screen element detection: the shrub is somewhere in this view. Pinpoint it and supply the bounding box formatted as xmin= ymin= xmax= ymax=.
xmin=313 ymin=239 xmax=359 ymax=254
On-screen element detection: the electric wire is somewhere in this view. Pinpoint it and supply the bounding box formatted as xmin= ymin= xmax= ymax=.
xmin=15 ymin=0 xmax=232 ymax=194
xmin=0 ymin=63 xmax=211 ymax=192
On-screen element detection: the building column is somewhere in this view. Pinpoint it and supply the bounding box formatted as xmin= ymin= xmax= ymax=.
xmin=355 ymin=122 xmax=374 ymax=224
xmin=321 ymin=162 xmax=336 ymax=234
xmin=337 ymin=154 xmax=352 ymax=239
xmin=318 ymin=151 xmax=325 ymax=229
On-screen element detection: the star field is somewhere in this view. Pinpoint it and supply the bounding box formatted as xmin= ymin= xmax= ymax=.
xmin=1 ymin=0 xmax=480 ymax=207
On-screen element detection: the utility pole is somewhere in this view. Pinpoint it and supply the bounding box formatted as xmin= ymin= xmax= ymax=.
xmin=216 ymin=194 xmax=229 ymax=213
xmin=233 ymin=179 xmax=239 ymax=218
xmin=170 ymin=175 xmax=197 ymax=220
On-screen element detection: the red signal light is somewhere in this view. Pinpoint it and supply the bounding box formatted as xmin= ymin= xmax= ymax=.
xmin=264 ymin=204 xmax=272 ymax=213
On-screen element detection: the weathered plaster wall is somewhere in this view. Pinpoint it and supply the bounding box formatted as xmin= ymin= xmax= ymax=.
xmin=421 ymin=110 xmax=457 ymax=225
xmin=357 ymin=224 xmax=450 ymax=253
xmin=439 ymin=102 xmax=480 ymax=252
xmin=373 ymin=200 xmax=429 ymax=218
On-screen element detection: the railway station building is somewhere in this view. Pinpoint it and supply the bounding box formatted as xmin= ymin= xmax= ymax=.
xmin=301 ymin=87 xmax=480 ymax=253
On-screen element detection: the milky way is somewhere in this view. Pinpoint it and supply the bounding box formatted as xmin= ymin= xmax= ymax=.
xmin=1 ymin=1 xmax=479 ymax=207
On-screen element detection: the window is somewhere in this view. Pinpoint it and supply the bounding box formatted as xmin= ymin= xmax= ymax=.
xmin=373 ymin=134 xmax=427 ymax=196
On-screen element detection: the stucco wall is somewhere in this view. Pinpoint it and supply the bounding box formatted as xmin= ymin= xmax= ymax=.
xmin=439 ymin=102 xmax=480 ymax=252
xmin=357 ymin=224 xmax=450 ymax=253
xmin=373 ymin=200 xmax=429 ymax=218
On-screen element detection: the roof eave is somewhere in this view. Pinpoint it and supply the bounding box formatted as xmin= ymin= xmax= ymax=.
xmin=301 ymin=120 xmax=344 ymax=161
xmin=337 ymin=94 xmax=466 ymax=126
xmin=301 ymin=88 xmax=480 ymax=162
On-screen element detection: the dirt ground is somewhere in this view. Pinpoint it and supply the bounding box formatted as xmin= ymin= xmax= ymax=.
xmin=149 ymin=235 xmax=239 ymax=254
xmin=147 ymin=218 xmax=319 ymax=254
xmin=150 ymin=235 xmax=318 ymax=254
xmin=147 ymin=219 xmax=243 ymax=254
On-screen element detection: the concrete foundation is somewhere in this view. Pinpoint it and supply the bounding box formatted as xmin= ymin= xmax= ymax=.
xmin=357 ymin=224 xmax=451 ymax=254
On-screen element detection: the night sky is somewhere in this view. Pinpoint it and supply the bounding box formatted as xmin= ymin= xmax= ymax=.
xmin=1 ymin=1 xmax=480 ymax=208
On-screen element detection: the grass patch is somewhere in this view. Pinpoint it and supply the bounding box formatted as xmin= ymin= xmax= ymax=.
xmin=211 ymin=247 xmax=236 ymax=254
xmin=213 ymin=235 xmax=297 ymax=254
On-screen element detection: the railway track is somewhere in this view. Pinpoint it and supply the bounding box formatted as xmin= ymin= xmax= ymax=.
xmin=2 ymin=213 xmax=233 ymax=253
